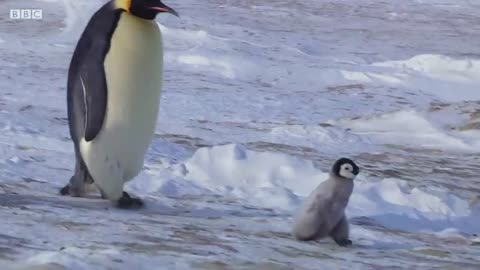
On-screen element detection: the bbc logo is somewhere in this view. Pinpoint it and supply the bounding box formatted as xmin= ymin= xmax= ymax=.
xmin=10 ymin=9 xmax=43 ymax=20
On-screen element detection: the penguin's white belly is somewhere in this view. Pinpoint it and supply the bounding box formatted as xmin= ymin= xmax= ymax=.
xmin=80 ymin=13 xmax=163 ymax=198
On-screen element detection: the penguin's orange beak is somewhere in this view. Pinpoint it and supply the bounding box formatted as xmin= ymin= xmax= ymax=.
xmin=150 ymin=3 xmax=179 ymax=17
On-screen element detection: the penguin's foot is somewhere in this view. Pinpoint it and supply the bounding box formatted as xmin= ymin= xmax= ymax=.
xmin=59 ymin=184 xmax=70 ymax=196
xmin=59 ymin=183 xmax=84 ymax=197
xmin=60 ymin=174 xmax=90 ymax=197
xmin=60 ymin=183 xmax=86 ymax=197
xmin=117 ymin=192 xmax=144 ymax=209
xmin=334 ymin=238 xmax=352 ymax=247
xmin=100 ymin=190 xmax=108 ymax=200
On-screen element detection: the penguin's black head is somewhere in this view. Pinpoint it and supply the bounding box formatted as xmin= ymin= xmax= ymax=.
xmin=331 ymin=158 xmax=359 ymax=180
xmin=115 ymin=0 xmax=179 ymax=20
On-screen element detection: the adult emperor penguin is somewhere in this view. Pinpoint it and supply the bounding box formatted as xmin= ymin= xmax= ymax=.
xmin=60 ymin=0 xmax=178 ymax=208
xmin=292 ymin=158 xmax=359 ymax=246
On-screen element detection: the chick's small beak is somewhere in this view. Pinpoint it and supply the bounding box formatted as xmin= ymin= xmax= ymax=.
xmin=150 ymin=4 xmax=179 ymax=17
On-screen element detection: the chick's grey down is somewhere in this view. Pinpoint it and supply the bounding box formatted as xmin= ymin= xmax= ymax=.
xmin=292 ymin=158 xmax=359 ymax=246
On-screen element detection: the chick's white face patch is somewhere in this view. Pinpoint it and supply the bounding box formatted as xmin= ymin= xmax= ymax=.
xmin=339 ymin=163 xmax=356 ymax=179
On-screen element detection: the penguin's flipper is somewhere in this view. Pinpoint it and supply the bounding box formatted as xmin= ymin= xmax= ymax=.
xmin=79 ymin=58 xmax=108 ymax=142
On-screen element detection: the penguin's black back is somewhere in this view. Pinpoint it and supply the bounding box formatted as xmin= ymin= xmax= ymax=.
xmin=67 ymin=1 xmax=123 ymax=148
xmin=68 ymin=2 xmax=121 ymax=83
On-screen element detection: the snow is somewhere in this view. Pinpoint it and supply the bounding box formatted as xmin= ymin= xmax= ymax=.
xmin=1 ymin=0 xmax=480 ymax=269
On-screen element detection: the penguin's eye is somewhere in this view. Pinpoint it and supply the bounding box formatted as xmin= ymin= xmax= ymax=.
xmin=342 ymin=164 xmax=353 ymax=172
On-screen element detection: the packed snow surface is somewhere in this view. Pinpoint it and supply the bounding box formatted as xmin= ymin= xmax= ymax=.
xmin=0 ymin=0 xmax=479 ymax=269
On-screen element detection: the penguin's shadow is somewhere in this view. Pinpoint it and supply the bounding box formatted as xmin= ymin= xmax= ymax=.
xmin=0 ymin=192 xmax=282 ymax=219
xmin=0 ymin=192 xmax=173 ymax=214
xmin=304 ymin=239 xmax=411 ymax=251
xmin=140 ymin=198 xmax=285 ymax=219
xmin=0 ymin=192 xmax=112 ymax=211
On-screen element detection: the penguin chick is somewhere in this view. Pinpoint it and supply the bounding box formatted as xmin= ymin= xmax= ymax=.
xmin=60 ymin=0 xmax=178 ymax=209
xmin=292 ymin=158 xmax=359 ymax=246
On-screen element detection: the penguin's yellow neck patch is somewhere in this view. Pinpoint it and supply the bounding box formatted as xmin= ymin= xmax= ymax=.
xmin=114 ymin=0 xmax=132 ymax=12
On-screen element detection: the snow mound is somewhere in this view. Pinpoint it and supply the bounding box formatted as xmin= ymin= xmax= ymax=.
xmin=180 ymin=144 xmax=480 ymax=234
xmin=375 ymin=54 xmax=480 ymax=102
xmin=373 ymin=54 xmax=480 ymax=84
xmin=176 ymin=54 xmax=236 ymax=79
xmin=342 ymin=54 xmax=480 ymax=102
xmin=182 ymin=144 xmax=322 ymax=209
xmin=334 ymin=110 xmax=480 ymax=152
